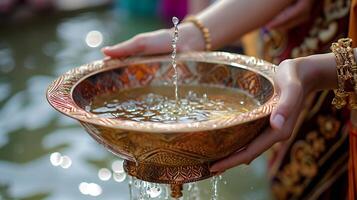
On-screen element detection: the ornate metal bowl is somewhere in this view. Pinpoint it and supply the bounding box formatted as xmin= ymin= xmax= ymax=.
xmin=46 ymin=52 xmax=277 ymax=198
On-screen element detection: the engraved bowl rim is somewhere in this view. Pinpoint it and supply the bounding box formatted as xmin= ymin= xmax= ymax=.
xmin=46 ymin=51 xmax=278 ymax=133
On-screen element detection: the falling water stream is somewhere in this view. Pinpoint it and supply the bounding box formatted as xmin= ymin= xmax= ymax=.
xmin=171 ymin=16 xmax=180 ymax=106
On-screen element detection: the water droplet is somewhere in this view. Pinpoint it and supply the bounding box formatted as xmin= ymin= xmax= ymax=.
xmin=113 ymin=172 xmax=126 ymax=182
xmin=60 ymin=155 xmax=72 ymax=169
xmin=50 ymin=152 xmax=62 ymax=166
xmin=201 ymin=93 xmax=208 ymax=103
xmin=98 ymin=168 xmax=112 ymax=181
xmin=172 ymin=16 xmax=179 ymax=25
xmin=187 ymin=183 xmax=200 ymax=199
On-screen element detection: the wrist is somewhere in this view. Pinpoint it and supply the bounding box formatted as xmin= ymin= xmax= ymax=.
xmin=176 ymin=23 xmax=205 ymax=52
xmin=295 ymin=53 xmax=338 ymax=93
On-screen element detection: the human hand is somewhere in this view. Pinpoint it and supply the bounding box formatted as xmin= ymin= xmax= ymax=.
xmin=210 ymin=54 xmax=338 ymax=173
xmin=265 ymin=0 xmax=315 ymax=31
xmin=102 ymin=23 xmax=204 ymax=57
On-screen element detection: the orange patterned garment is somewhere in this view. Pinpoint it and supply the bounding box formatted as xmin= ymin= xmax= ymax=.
xmin=349 ymin=0 xmax=357 ymax=47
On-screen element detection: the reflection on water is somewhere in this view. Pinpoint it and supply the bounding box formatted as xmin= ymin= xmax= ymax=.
xmin=0 ymin=7 xmax=272 ymax=200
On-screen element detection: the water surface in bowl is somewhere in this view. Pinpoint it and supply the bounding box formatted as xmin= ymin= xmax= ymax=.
xmin=87 ymin=84 xmax=260 ymax=123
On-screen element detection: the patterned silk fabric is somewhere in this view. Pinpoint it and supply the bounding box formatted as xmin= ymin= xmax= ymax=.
xmin=349 ymin=0 xmax=357 ymax=47
xmin=263 ymin=0 xmax=353 ymax=199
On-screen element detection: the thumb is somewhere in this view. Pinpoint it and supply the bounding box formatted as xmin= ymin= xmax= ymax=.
xmin=270 ymin=82 xmax=302 ymax=130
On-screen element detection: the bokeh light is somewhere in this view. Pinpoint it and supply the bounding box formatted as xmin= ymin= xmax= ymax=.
xmin=113 ymin=172 xmax=126 ymax=182
xmin=98 ymin=168 xmax=112 ymax=181
xmin=79 ymin=182 xmax=102 ymax=197
xmin=60 ymin=155 xmax=72 ymax=169
xmin=111 ymin=160 xmax=124 ymax=173
xmin=50 ymin=152 xmax=62 ymax=166
xmin=85 ymin=30 xmax=103 ymax=48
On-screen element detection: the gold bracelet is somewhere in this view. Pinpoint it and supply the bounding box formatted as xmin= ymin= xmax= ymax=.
xmin=331 ymin=40 xmax=351 ymax=109
xmin=344 ymin=39 xmax=357 ymax=109
xmin=183 ymin=15 xmax=212 ymax=51
xmin=330 ymin=38 xmax=357 ymax=109
xmin=345 ymin=42 xmax=357 ymax=94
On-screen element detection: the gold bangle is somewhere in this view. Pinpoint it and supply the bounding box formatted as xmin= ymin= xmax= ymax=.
xmin=344 ymin=39 xmax=357 ymax=109
xmin=330 ymin=38 xmax=357 ymax=109
xmin=183 ymin=15 xmax=212 ymax=51
xmin=331 ymin=40 xmax=351 ymax=109
xmin=345 ymin=43 xmax=357 ymax=94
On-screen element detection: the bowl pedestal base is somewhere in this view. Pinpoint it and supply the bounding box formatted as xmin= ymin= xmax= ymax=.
xmin=124 ymin=160 xmax=214 ymax=198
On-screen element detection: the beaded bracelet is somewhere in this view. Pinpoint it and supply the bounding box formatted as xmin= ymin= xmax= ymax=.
xmin=183 ymin=15 xmax=212 ymax=51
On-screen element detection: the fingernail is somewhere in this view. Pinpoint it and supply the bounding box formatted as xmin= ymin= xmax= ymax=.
xmin=272 ymin=114 xmax=285 ymax=130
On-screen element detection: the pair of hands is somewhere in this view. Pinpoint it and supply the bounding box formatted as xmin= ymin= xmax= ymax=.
xmin=102 ymin=0 xmax=319 ymax=173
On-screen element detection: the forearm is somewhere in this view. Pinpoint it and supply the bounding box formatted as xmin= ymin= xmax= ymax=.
xmin=296 ymin=48 xmax=357 ymax=93
xmin=179 ymin=0 xmax=293 ymax=50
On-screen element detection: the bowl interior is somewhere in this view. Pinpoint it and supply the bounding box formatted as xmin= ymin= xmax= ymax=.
xmin=72 ymin=59 xmax=274 ymax=118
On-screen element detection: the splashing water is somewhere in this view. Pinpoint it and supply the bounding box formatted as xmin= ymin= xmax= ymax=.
xmin=147 ymin=183 xmax=162 ymax=198
xmin=138 ymin=180 xmax=148 ymax=200
xmin=211 ymin=176 xmax=219 ymax=200
xmin=130 ymin=178 xmax=166 ymax=199
xmin=211 ymin=176 xmax=220 ymax=200
xmin=89 ymin=85 xmax=259 ymax=124
xmin=164 ymin=185 xmax=170 ymax=200
xmin=187 ymin=182 xmax=200 ymax=200
xmin=129 ymin=176 xmax=133 ymax=200
xmin=171 ymin=16 xmax=179 ymax=106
